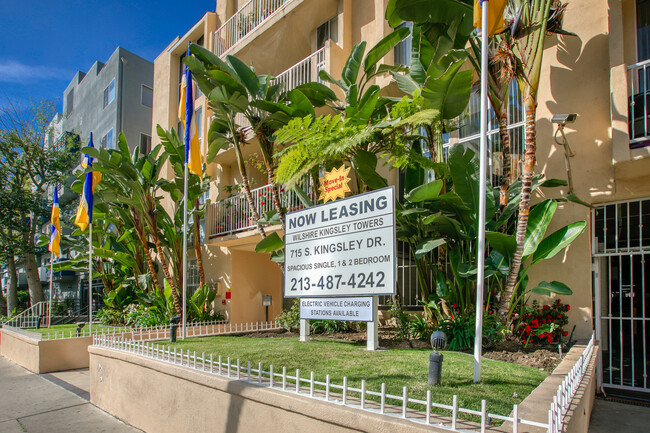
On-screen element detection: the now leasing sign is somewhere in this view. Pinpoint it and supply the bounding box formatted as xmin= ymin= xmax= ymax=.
xmin=284 ymin=186 xmax=396 ymax=298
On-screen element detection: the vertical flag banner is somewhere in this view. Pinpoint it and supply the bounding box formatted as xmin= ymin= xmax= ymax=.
xmin=49 ymin=187 xmax=61 ymax=257
xmin=179 ymin=56 xmax=203 ymax=176
xmin=473 ymin=0 xmax=507 ymax=36
xmin=74 ymin=134 xmax=101 ymax=231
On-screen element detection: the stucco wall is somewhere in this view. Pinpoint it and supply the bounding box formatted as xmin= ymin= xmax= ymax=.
xmin=89 ymin=345 xmax=453 ymax=433
xmin=0 ymin=327 xmax=93 ymax=374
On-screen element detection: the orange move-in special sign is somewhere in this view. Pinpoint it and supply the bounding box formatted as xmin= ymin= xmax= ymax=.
xmin=319 ymin=165 xmax=352 ymax=203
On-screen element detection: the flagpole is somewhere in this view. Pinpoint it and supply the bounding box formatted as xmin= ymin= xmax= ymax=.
xmin=473 ymin=0 xmax=489 ymax=383
xmin=89 ymin=223 xmax=93 ymax=334
xmin=48 ymin=251 xmax=53 ymax=328
xmin=182 ymin=157 xmax=188 ymax=339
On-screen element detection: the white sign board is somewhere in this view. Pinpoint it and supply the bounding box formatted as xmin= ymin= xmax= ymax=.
xmin=300 ymin=297 xmax=374 ymax=322
xmin=284 ymin=187 xmax=395 ymax=298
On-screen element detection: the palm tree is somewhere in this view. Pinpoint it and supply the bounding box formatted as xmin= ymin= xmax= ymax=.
xmin=88 ymin=135 xmax=183 ymax=316
xmin=186 ymin=44 xmax=335 ymax=236
xmin=499 ymin=0 xmax=570 ymax=317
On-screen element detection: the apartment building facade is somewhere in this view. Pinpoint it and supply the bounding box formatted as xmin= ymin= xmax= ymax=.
xmin=152 ymin=0 xmax=650 ymax=396
xmin=50 ymin=47 xmax=154 ymax=309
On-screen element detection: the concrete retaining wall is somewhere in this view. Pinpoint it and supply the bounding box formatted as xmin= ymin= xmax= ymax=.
xmin=509 ymin=340 xmax=599 ymax=433
xmin=89 ymin=345 xmax=448 ymax=433
xmin=0 ymin=327 xmax=93 ymax=373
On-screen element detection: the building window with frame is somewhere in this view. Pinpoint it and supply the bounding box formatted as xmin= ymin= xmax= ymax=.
xmin=103 ymin=79 xmax=115 ymax=108
xmin=141 ymin=85 xmax=153 ymax=108
xmin=100 ymin=129 xmax=114 ymax=150
xmin=393 ymin=22 xmax=413 ymax=66
xmin=317 ymin=16 xmax=339 ymax=49
xmin=140 ymin=133 xmax=151 ymax=154
xmin=453 ymin=81 xmax=524 ymax=185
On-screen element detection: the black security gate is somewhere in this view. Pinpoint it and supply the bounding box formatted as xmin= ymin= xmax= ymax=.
xmin=593 ymin=198 xmax=650 ymax=394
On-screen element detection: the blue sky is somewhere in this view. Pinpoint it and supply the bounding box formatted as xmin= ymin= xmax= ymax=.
xmin=0 ymin=0 xmax=216 ymax=111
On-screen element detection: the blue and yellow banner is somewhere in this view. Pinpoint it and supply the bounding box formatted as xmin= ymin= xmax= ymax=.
xmin=49 ymin=187 xmax=61 ymax=257
xmin=74 ymin=134 xmax=101 ymax=232
xmin=179 ymin=50 xmax=203 ymax=177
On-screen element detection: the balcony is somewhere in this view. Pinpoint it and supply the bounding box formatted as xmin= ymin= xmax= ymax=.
xmin=232 ymin=48 xmax=327 ymax=131
xmin=214 ymin=0 xmax=293 ymax=57
xmin=207 ymin=182 xmax=316 ymax=238
xmin=628 ymin=60 xmax=650 ymax=148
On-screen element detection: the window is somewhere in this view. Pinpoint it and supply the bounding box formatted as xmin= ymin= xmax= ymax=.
xmin=141 ymin=85 xmax=153 ymax=108
xmin=103 ymin=79 xmax=115 ymax=108
xmin=100 ymin=129 xmax=114 ymax=149
xmin=638 ymin=0 xmax=650 ymax=61
xmin=454 ymin=81 xmax=524 ymax=185
xmin=187 ymin=259 xmax=200 ymax=296
xmin=317 ymin=16 xmax=339 ymax=49
xmin=393 ymin=22 xmax=413 ymax=66
xmin=65 ymin=89 xmax=74 ymax=117
xmin=140 ymin=134 xmax=151 ymax=154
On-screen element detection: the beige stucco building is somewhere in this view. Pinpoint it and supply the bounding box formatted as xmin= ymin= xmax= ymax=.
xmin=152 ymin=0 xmax=650 ymax=396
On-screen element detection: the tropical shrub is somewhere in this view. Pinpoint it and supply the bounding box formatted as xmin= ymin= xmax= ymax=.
xmin=436 ymin=315 xmax=474 ymax=351
xmin=276 ymin=300 xmax=300 ymax=332
xmin=311 ymin=320 xmax=352 ymax=335
xmin=515 ymin=299 xmax=570 ymax=346
xmin=96 ymin=307 xmax=127 ymax=325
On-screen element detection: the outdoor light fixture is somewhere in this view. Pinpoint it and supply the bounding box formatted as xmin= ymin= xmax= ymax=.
xmin=552 ymin=113 xmax=578 ymax=194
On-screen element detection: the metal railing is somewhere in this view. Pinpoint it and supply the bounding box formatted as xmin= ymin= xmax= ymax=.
xmin=94 ymin=333 xmax=550 ymax=432
xmin=628 ymin=60 xmax=650 ymax=148
xmin=214 ymin=0 xmax=292 ymax=57
xmin=208 ymin=182 xmax=316 ymax=237
xmin=1 ymin=301 xmax=50 ymax=329
xmin=275 ymin=48 xmax=326 ymax=91
xmin=547 ymin=332 xmax=596 ymax=433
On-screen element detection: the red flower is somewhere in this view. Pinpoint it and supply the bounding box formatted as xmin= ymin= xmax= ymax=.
xmin=261 ymin=201 xmax=265 ymax=205
xmin=452 ymin=303 xmax=457 ymax=309
xmin=566 ymin=305 xmax=571 ymax=311
xmin=543 ymin=305 xmax=550 ymax=310
xmin=563 ymin=331 xmax=568 ymax=336
xmin=547 ymin=336 xmax=553 ymax=343
xmin=557 ymin=299 xmax=562 ymax=303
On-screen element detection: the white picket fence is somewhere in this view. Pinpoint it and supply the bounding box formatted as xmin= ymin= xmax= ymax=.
xmin=37 ymin=319 xmax=279 ymax=341
xmin=92 ymin=333 xmax=602 ymax=432
xmin=547 ymin=332 xmax=595 ymax=433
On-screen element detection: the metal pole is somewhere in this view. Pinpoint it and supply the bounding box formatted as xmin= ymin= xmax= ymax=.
xmin=89 ymin=222 xmax=93 ymax=333
xmin=48 ymin=251 xmax=53 ymax=328
xmin=473 ymin=0 xmax=489 ymax=383
xmin=182 ymin=156 xmax=188 ymax=339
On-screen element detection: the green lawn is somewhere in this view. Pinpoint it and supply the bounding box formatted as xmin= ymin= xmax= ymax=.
xmin=167 ymin=336 xmax=547 ymax=420
xmin=27 ymin=323 xmax=130 ymax=338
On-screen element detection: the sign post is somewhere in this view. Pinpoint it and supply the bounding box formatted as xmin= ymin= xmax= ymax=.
xmin=284 ymin=186 xmax=396 ymax=350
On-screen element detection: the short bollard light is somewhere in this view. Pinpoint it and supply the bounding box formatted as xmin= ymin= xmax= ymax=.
xmin=36 ymin=314 xmax=45 ymax=329
xmin=76 ymin=322 xmax=86 ymax=337
xmin=170 ymin=315 xmax=181 ymax=342
xmin=428 ymin=330 xmax=447 ymax=386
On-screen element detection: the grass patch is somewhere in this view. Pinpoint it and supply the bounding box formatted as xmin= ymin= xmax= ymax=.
xmin=27 ymin=323 xmax=130 ymax=338
xmin=167 ymin=336 xmax=547 ymax=420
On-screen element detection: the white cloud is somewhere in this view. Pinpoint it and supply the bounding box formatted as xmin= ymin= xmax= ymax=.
xmin=0 ymin=60 xmax=71 ymax=83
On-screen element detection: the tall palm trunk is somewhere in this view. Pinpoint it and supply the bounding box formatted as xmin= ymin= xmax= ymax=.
xmin=233 ymin=142 xmax=266 ymax=238
xmin=149 ymin=213 xmax=183 ymax=316
xmin=133 ymin=211 xmax=162 ymax=296
xmin=193 ymin=198 xmax=205 ymax=288
xmin=497 ymin=110 xmax=512 ymax=206
xmin=500 ymin=92 xmax=537 ymax=316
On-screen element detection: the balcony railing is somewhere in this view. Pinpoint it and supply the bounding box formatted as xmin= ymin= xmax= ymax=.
xmin=275 ymin=48 xmax=326 ymax=90
xmin=232 ymin=48 xmax=327 ymax=131
xmin=628 ymin=60 xmax=650 ymax=148
xmin=208 ymin=182 xmax=316 ymax=238
xmin=214 ymin=0 xmax=292 ymax=57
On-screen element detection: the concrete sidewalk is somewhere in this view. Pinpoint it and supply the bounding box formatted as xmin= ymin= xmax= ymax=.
xmin=589 ymin=398 xmax=650 ymax=432
xmin=0 ymin=355 xmax=140 ymax=433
